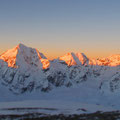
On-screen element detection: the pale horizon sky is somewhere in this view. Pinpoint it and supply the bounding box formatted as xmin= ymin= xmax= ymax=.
xmin=0 ymin=0 xmax=120 ymax=59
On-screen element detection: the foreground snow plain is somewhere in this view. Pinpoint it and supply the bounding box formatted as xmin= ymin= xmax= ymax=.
xmin=0 ymin=84 xmax=119 ymax=116
xmin=0 ymin=100 xmax=116 ymax=116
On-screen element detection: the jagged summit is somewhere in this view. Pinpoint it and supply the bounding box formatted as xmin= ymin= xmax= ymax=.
xmin=76 ymin=52 xmax=89 ymax=65
xmin=108 ymin=54 xmax=120 ymax=59
xmin=0 ymin=43 xmax=50 ymax=69
xmin=17 ymin=43 xmax=27 ymax=48
xmin=59 ymin=52 xmax=89 ymax=66
xmin=105 ymin=54 xmax=120 ymax=66
xmin=0 ymin=44 xmax=120 ymax=68
xmin=89 ymin=54 xmax=120 ymax=66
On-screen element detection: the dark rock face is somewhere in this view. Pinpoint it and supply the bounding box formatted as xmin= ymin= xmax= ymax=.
xmin=47 ymin=71 xmax=66 ymax=87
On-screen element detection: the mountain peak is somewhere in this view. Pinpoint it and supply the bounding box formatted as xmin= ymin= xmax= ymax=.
xmin=0 ymin=44 xmax=50 ymax=69
xmin=16 ymin=43 xmax=32 ymax=51
xmin=59 ymin=52 xmax=77 ymax=66
xmin=59 ymin=52 xmax=89 ymax=66
xmin=108 ymin=54 xmax=120 ymax=58
xmin=17 ymin=43 xmax=26 ymax=48
xmin=76 ymin=52 xmax=89 ymax=65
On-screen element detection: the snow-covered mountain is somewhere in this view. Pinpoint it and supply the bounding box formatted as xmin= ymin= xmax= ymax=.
xmin=0 ymin=43 xmax=120 ymax=107
xmin=0 ymin=44 xmax=51 ymax=94
xmin=59 ymin=52 xmax=89 ymax=66
xmin=0 ymin=43 xmax=50 ymax=69
xmin=89 ymin=54 xmax=120 ymax=66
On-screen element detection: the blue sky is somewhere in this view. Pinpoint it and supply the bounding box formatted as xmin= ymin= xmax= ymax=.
xmin=0 ymin=0 xmax=120 ymax=59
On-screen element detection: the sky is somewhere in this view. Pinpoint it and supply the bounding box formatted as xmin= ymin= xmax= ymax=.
xmin=0 ymin=0 xmax=120 ymax=59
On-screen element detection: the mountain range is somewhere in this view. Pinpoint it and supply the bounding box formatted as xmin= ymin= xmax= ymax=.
xmin=0 ymin=43 xmax=120 ymax=109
